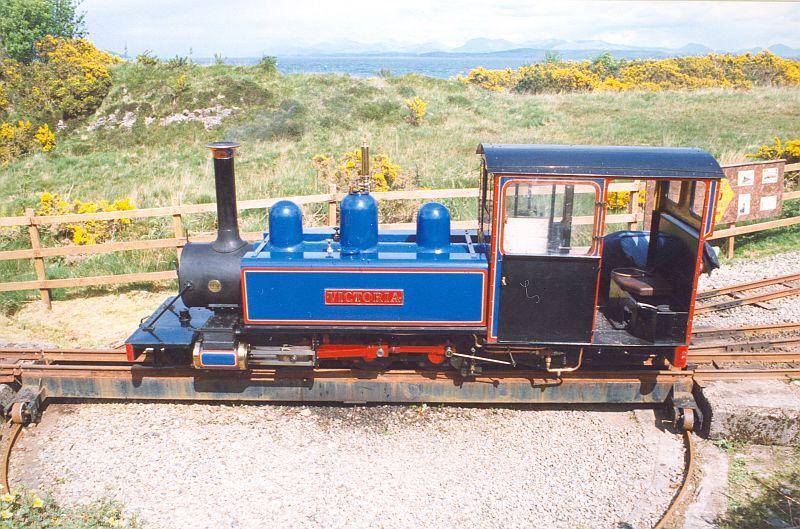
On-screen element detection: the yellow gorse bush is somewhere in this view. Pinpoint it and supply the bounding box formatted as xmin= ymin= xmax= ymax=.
xmin=2 ymin=37 xmax=120 ymax=121
xmin=404 ymin=96 xmax=427 ymax=125
xmin=313 ymin=150 xmax=408 ymax=192
xmin=0 ymin=81 xmax=7 ymax=110
xmin=32 ymin=36 xmax=121 ymax=119
xmin=459 ymin=51 xmax=800 ymax=93
xmin=37 ymin=192 xmax=135 ymax=245
xmin=0 ymin=119 xmax=55 ymax=163
xmin=34 ymin=123 xmax=56 ymax=152
xmin=748 ymin=137 xmax=800 ymax=164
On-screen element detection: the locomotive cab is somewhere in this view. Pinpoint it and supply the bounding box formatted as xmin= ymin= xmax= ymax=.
xmin=478 ymin=144 xmax=722 ymax=367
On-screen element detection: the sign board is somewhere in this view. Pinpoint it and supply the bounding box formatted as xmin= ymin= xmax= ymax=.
xmin=715 ymin=160 xmax=785 ymax=224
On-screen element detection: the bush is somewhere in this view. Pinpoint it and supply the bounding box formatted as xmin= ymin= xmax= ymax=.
xmin=0 ymin=81 xmax=8 ymax=112
xmin=166 ymin=55 xmax=188 ymax=69
xmin=0 ymin=120 xmax=55 ymax=163
xmin=313 ymin=149 xmax=409 ymax=193
xmin=460 ymin=51 xmax=800 ymax=94
xmin=404 ymin=96 xmax=427 ymax=125
xmin=256 ymin=55 xmax=278 ymax=74
xmin=748 ymin=137 xmax=800 ymax=164
xmin=3 ymin=36 xmax=121 ymax=121
xmin=37 ymin=192 xmax=136 ymax=245
xmin=514 ymin=64 xmax=600 ymax=94
xmin=136 ymin=51 xmax=160 ymax=66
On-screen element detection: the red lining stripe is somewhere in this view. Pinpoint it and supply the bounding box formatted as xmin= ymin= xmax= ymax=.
xmin=241 ymin=267 xmax=488 ymax=326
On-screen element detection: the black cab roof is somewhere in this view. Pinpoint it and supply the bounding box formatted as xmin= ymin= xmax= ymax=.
xmin=477 ymin=144 xmax=724 ymax=180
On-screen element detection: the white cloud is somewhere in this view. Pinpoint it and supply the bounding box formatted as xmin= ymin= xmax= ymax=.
xmin=82 ymin=0 xmax=800 ymax=56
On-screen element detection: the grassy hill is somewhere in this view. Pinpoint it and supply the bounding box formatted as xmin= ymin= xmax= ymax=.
xmin=2 ymin=63 xmax=800 ymax=213
xmin=1 ymin=62 xmax=799 ymax=311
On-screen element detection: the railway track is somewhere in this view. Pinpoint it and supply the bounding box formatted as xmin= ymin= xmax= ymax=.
xmin=695 ymin=272 xmax=800 ymax=314
xmin=1 ymin=330 xmax=798 ymax=382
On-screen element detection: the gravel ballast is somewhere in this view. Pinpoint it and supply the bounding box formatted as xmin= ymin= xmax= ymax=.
xmin=695 ymin=249 xmax=800 ymax=328
xmin=13 ymin=403 xmax=683 ymax=529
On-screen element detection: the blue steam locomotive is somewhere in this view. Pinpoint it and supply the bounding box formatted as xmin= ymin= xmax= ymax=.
xmin=126 ymin=141 xmax=722 ymax=376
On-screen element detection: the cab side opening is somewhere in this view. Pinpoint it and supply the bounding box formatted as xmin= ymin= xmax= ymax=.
xmin=597 ymin=179 xmax=717 ymax=346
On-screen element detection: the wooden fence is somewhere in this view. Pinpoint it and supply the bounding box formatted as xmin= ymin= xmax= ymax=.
xmin=1 ymin=164 xmax=798 ymax=308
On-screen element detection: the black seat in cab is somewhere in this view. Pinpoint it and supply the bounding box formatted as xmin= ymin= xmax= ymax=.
xmin=608 ymin=267 xmax=686 ymax=343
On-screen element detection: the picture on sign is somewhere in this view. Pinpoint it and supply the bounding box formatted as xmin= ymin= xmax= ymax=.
xmin=762 ymin=167 xmax=779 ymax=184
xmin=737 ymin=193 xmax=751 ymax=216
xmin=737 ymin=169 xmax=755 ymax=186
xmin=760 ymin=195 xmax=778 ymax=211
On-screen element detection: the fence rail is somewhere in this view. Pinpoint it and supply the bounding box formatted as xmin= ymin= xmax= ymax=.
xmin=0 ymin=168 xmax=798 ymax=307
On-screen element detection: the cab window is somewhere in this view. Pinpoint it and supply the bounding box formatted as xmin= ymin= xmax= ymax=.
xmin=502 ymin=181 xmax=600 ymax=256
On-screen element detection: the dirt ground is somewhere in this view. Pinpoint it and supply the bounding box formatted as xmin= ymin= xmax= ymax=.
xmin=0 ymin=289 xmax=169 ymax=347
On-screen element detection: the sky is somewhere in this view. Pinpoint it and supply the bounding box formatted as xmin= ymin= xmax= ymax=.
xmin=81 ymin=0 xmax=800 ymax=57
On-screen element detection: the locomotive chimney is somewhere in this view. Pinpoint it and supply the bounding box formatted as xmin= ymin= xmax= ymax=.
xmin=207 ymin=141 xmax=246 ymax=253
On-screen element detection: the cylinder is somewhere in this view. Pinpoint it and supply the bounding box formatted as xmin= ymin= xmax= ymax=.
xmin=208 ymin=142 xmax=247 ymax=253
xmin=340 ymin=191 xmax=378 ymax=255
xmin=417 ymin=202 xmax=451 ymax=254
xmin=268 ymin=200 xmax=303 ymax=250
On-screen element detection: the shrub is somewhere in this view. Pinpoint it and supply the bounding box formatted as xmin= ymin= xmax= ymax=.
xmin=136 ymin=51 xmax=160 ymax=66
xmin=605 ymin=189 xmax=646 ymax=212
xmin=0 ymin=119 xmax=55 ymax=163
xmin=313 ymin=149 xmax=410 ymax=192
xmin=37 ymin=192 xmax=135 ymax=245
xmin=514 ymin=63 xmax=601 ymax=94
xmin=461 ymin=51 xmax=800 ymax=94
xmin=166 ymin=55 xmax=188 ymax=69
xmin=313 ymin=149 xmax=416 ymax=222
xmin=748 ymin=137 xmax=800 ymax=164
xmin=0 ymin=81 xmax=8 ymax=112
xmin=4 ymin=36 xmax=120 ymax=121
xmin=172 ymin=73 xmax=190 ymax=103
xmin=404 ymin=96 xmax=427 ymax=125
xmin=256 ymin=55 xmax=278 ymax=74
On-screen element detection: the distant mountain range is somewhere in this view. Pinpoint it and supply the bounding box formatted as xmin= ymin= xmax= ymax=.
xmin=265 ymin=38 xmax=800 ymax=60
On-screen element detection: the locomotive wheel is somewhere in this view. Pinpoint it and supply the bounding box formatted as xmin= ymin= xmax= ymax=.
xmin=673 ymin=406 xmax=695 ymax=431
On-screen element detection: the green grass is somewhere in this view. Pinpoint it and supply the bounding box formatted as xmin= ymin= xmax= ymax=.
xmin=730 ymin=197 xmax=800 ymax=260
xmin=0 ymin=488 xmax=138 ymax=528
xmin=721 ymin=448 xmax=800 ymax=529
xmin=1 ymin=63 xmax=799 ymax=311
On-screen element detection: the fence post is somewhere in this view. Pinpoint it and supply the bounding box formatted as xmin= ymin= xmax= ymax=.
xmin=725 ymin=222 xmax=736 ymax=259
xmin=172 ymin=213 xmax=185 ymax=262
xmin=327 ymin=183 xmax=338 ymax=227
xmin=25 ymin=208 xmax=51 ymax=309
xmin=628 ymin=184 xmax=641 ymax=230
